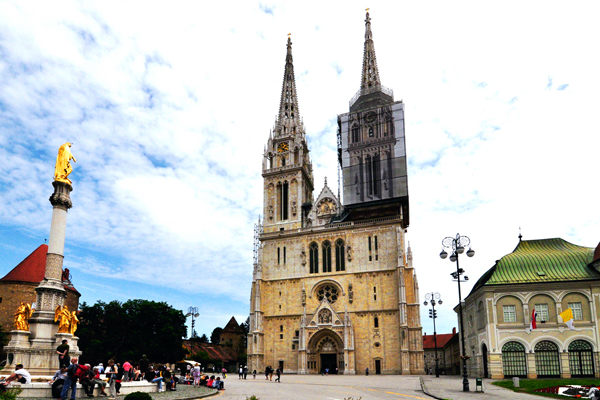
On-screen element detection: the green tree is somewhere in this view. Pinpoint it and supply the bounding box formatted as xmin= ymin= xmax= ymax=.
xmin=198 ymin=334 xmax=209 ymax=343
xmin=77 ymin=300 xmax=187 ymax=365
xmin=210 ymin=327 xmax=222 ymax=344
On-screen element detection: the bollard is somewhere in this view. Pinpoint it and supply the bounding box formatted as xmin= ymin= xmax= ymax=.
xmin=512 ymin=377 xmax=520 ymax=388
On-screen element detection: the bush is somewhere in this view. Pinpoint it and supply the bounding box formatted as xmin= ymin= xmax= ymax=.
xmin=124 ymin=391 xmax=152 ymax=400
xmin=0 ymin=387 xmax=23 ymax=400
xmin=246 ymin=396 xmax=260 ymax=400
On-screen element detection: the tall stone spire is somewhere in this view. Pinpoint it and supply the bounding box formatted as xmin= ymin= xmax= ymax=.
xmin=275 ymin=35 xmax=303 ymax=138
xmin=360 ymin=9 xmax=382 ymax=94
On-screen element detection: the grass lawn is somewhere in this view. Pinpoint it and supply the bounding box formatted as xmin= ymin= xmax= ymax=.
xmin=493 ymin=378 xmax=600 ymax=398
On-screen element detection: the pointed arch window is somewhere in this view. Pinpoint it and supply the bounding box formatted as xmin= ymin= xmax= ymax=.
xmin=309 ymin=242 xmax=319 ymax=274
xmin=374 ymin=316 xmax=379 ymax=328
xmin=322 ymin=241 xmax=332 ymax=273
xmin=351 ymin=124 xmax=359 ymax=143
xmin=335 ymin=239 xmax=345 ymax=271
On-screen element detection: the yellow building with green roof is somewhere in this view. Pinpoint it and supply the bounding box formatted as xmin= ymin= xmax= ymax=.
xmin=460 ymin=237 xmax=600 ymax=379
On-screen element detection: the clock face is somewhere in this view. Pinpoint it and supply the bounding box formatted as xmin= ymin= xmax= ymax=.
xmin=277 ymin=142 xmax=289 ymax=153
xmin=365 ymin=112 xmax=377 ymax=123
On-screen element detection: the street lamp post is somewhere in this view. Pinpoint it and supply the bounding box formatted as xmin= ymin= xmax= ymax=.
xmin=424 ymin=292 xmax=443 ymax=378
xmin=185 ymin=306 xmax=200 ymax=339
xmin=440 ymin=233 xmax=474 ymax=392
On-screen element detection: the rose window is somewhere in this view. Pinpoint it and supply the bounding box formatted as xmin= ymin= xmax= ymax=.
xmin=317 ymin=284 xmax=339 ymax=304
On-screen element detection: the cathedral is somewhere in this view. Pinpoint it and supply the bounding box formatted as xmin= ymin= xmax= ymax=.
xmin=248 ymin=11 xmax=424 ymax=375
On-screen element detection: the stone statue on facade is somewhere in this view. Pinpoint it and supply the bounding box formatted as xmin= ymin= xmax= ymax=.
xmin=13 ymin=302 xmax=33 ymax=331
xmin=54 ymin=305 xmax=71 ymax=333
xmin=54 ymin=142 xmax=77 ymax=184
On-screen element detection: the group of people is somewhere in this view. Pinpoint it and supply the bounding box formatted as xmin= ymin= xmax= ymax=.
xmin=187 ymin=363 xmax=225 ymax=390
xmin=264 ymin=366 xmax=281 ymax=383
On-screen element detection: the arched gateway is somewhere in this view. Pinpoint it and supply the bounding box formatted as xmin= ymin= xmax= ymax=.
xmin=297 ymin=297 xmax=356 ymax=374
xmin=307 ymin=329 xmax=344 ymax=374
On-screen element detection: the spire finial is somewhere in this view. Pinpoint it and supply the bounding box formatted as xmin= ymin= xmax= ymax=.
xmin=360 ymin=8 xmax=381 ymax=94
xmin=324 ymin=176 xmax=327 ymax=186
xmin=518 ymin=226 xmax=523 ymax=242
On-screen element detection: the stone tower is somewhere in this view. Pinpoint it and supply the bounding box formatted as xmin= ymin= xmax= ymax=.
xmin=338 ymin=10 xmax=409 ymax=216
xmin=248 ymin=12 xmax=423 ymax=376
xmin=262 ymin=36 xmax=315 ymax=234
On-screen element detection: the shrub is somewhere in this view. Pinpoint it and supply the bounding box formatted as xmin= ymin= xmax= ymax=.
xmin=124 ymin=391 xmax=152 ymax=400
xmin=0 ymin=387 xmax=23 ymax=400
xmin=246 ymin=396 xmax=260 ymax=400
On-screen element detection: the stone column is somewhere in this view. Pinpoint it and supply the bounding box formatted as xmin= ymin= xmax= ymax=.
xmin=29 ymin=181 xmax=72 ymax=346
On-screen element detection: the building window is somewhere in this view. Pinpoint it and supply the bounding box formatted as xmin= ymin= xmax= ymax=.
xmin=322 ymin=241 xmax=332 ymax=273
xmin=254 ymin=336 xmax=257 ymax=344
xmin=374 ymin=317 xmax=379 ymax=328
xmin=280 ymin=325 xmax=283 ymax=332
xmin=351 ymin=124 xmax=359 ymax=143
xmin=335 ymin=239 xmax=345 ymax=271
xmin=281 ymin=182 xmax=289 ymax=220
xmin=535 ymin=304 xmax=550 ymax=321
xmin=292 ymin=344 xmax=296 ymax=350
xmin=283 ymin=247 xmax=286 ymax=264
xmin=295 ymin=330 xmax=299 ymax=337
xmin=503 ymin=305 xmax=517 ymax=323
xmin=309 ymin=242 xmax=319 ymax=273
xmin=280 ymin=334 xmax=283 ymax=340
xmin=316 ymin=284 xmax=339 ymax=304
xmin=368 ymin=126 xmax=374 ymax=137
xmin=277 ymin=247 xmax=280 ymax=264
xmin=568 ymin=302 xmax=583 ymax=320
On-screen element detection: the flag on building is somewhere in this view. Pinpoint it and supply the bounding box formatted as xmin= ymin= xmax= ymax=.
xmin=530 ymin=309 xmax=537 ymax=331
xmin=559 ymin=308 xmax=575 ymax=330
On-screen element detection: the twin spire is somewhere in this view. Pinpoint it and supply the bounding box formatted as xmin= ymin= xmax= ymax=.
xmin=360 ymin=9 xmax=382 ymax=94
xmin=273 ymin=9 xmax=384 ymax=134
xmin=274 ymin=35 xmax=303 ymax=138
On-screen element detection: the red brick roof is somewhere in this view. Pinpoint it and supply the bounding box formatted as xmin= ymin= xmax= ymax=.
xmin=183 ymin=341 xmax=240 ymax=363
xmin=423 ymin=333 xmax=455 ymax=350
xmin=0 ymin=244 xmax=79 ymax=294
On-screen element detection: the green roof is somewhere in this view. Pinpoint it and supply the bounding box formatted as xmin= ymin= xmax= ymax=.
xmin=470 ymin=238 xmax=597 ymax=295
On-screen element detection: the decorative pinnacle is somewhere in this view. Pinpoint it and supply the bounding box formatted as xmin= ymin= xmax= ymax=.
xmin=360 ymin=9 xmax=382 ymax=94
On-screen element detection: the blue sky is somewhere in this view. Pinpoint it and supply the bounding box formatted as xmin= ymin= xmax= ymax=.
xmin=1 ymin=1 xmax=599 ymax=338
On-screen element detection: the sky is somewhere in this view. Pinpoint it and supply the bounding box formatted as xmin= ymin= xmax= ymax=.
xmin=1 ymin=1 xmax=599 ymax=340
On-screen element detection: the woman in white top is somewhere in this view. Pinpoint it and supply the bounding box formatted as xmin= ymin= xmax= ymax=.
xmin=191 ymin=363 xmax=201 ymax=386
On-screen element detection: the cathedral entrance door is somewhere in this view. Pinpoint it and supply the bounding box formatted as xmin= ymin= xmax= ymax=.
xmin=375 ymin=359 xmax=381 ymax=374
xmin=320 ymin=354 xmax=337 ymax=374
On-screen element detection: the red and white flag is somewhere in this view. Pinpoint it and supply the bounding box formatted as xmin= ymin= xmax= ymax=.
xmin=530 ymin=309 xmax=537 ymax=331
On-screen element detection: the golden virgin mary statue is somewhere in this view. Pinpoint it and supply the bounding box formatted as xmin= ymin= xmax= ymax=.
xmin=54 ymin=142 xmax=77 ymax=184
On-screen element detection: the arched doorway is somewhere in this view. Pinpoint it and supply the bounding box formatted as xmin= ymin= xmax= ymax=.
xmin=481 ymin=343 xmax=489 ymax=378
xmin=535 ymin=340 xmax=560 ymax=377
xmin=569 ymin=340 xmax=595 ymax=377
xmin=307 ymin=329 xmax=344 ymax=374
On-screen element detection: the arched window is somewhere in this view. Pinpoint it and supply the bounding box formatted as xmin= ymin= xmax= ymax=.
xmin=374 ymin=316 xmax=379 ymax=328
xmin=335 ymin=239 xmax=345 ymax=271
xmin=535 ymin=341 xmax=560 ymax=377
xmin=569 ymin=340 xmax=595 ymax=377
xmin=502 ymin=341 xmax=527 ymax=377
xmin=351 ymin=124 xmax=359 ymax=143
xmin=309 ymin=242 xmax=319 ymax=274
xmin=322 ymin=241 xmax=332 ymax=273
xmin=281 ymin=157 xmax=286 ymax=167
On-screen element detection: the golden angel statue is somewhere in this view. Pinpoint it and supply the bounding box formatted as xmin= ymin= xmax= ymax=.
xmin=69 ymin=311 xmax=79 ymax=335
xmin=54 ymin=305 xmax=71 ymax=333
xmin=14 ymin=302 xmax=33 ymax=331
xmin=54 ymin=142 xmax=77 ymax=184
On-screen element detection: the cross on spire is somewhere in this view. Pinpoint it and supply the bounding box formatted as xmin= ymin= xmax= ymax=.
xmin=275 ymin=34 xmax=303 ymax=137
xmin=360 ymin=9 xmax=382 ymax=94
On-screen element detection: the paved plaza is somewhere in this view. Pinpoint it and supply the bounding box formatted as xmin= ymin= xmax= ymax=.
xmin=208 ymin=374 xmax=534 ymax=400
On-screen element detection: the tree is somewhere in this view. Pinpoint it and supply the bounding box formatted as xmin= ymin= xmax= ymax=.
xmin=198 ymin=334 xmax=209 ymax=343
xmin=77 ymin=299 xmax=187 ymax=365
xmin=210 ymin=327 xmax=222 ymax=344
xmin=240 ymin=316 xmax=250 ymax=348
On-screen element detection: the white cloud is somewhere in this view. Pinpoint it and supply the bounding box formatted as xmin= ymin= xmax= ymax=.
xmin=1 ymin=1 xmax=599 ymax=336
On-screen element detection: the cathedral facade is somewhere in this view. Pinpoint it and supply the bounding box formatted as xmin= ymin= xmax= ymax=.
xmin=248 ymin=12 xmax=423 ymax=375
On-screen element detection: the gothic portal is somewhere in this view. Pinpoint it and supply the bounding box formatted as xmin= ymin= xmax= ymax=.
xmin=248 ymin=12 xmax=423 ymax=375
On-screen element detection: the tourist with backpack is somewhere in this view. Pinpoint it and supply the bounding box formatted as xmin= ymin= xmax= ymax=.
xmin=60 ymin=358 xmax=79 ymax=400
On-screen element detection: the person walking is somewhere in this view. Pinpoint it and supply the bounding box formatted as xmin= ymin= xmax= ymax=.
xmin=275 ymin=368 xmax=281 ymax=383
xmin=365 ymin=367 xmax=369 ymax=376
xmin=243 ymin=366 xmax=248 ymax=379
xmin=238 ymin=366 xmax=243 ymax=379
xmin=252 ymin=369 xmax=256 ymax=379
xmin=122 ymin=360 xmax=132 ymax=382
